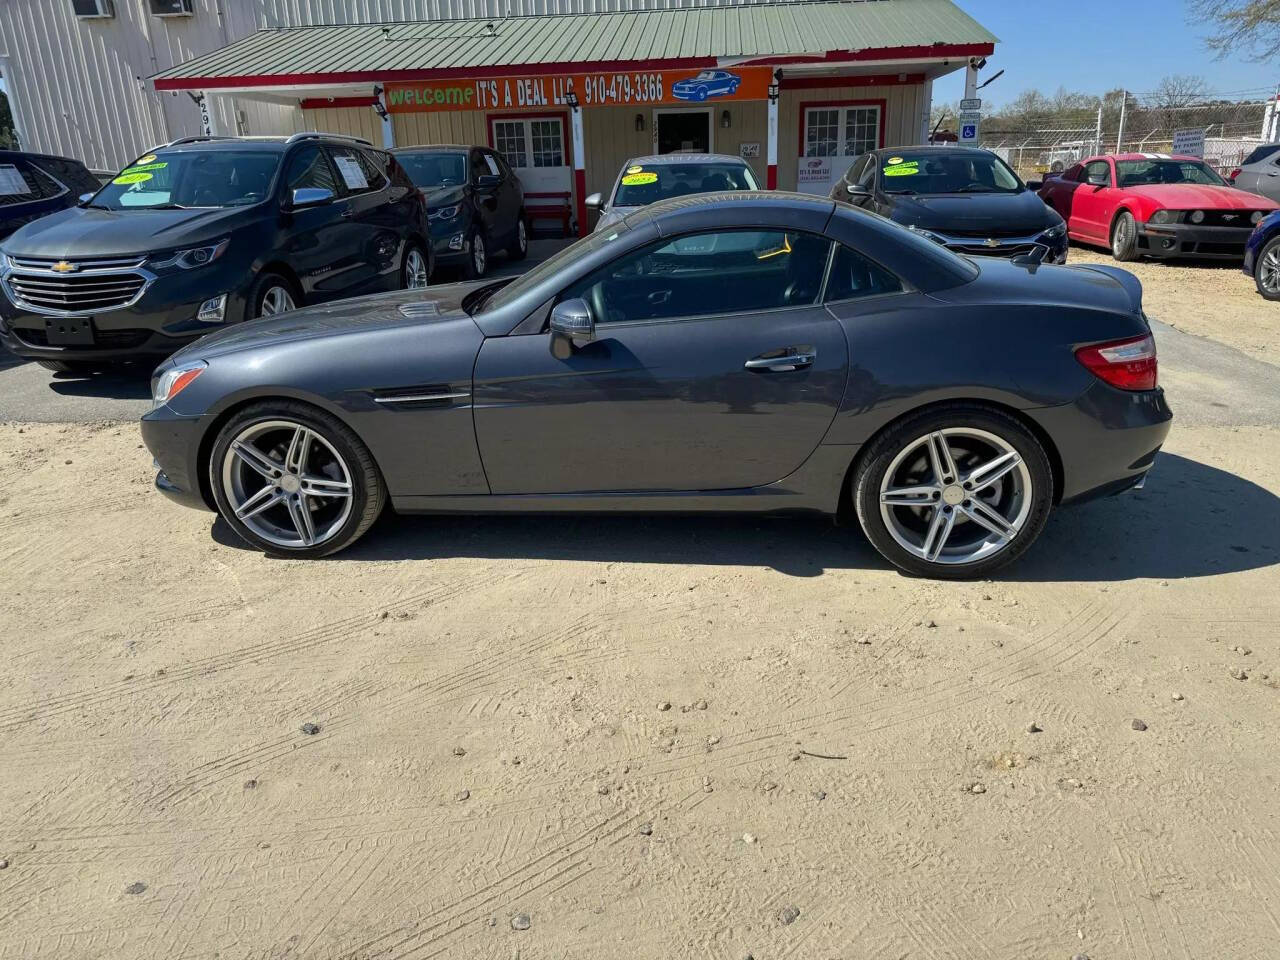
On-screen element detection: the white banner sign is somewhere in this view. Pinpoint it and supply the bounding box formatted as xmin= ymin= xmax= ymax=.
xmin=1172 ymin=128 xmax=1205 ymax=158
xmin=797 ymin=156 xmax=832 ymax=183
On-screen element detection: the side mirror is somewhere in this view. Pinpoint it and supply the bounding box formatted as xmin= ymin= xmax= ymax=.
xmin=475 ymin=174 xmax=502 ymax=189
xmin=845 ymin=182 xmax=871 ymax=198
xmin=78 ymin=192 xmax=95 ymax=204
xmin=1025 ymin=179 xmax=1043 ymax=192
xmin=291 ymin=186 xmax=334 ymax=208
xmin=585 ymin=192 xmax=603 ymax=211
xmin=1086 ymin=173 xmax=1109 ymax=187
xmin=549 ymin=298 xmax=595 ymax=357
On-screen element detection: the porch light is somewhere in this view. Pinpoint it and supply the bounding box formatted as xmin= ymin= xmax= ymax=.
xmin=767 ymin=78 xmax=780 ymax=102
xmin=720 ymin=109 xmax=731 ymax=129
xmin=566 ymin=90 xmax=579 ymax=111
xmin=635 ymin=113 xmax=645 ymax=132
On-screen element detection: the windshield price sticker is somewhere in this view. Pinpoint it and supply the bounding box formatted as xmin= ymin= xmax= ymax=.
xmin=883 ymin=161 xmax=919 ymax=177
xmin=621 ymin=171 xmax=658 ymax=186
xmin=113 ymin=171 xmax=154 ymax=185
xmin=119 ymin=162 xmax=167 ymax=175
xmin=886 ymin=156 xmax=904 ymax=165
xmin=626 ymin=165 xmax=644 ymax=174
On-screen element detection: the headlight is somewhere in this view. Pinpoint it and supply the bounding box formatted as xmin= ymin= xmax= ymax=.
xmin=1189 ymin=210 xmax=1206 ymax=224
xmin=150 ymin=239 xmax=229 ymax=270
xmin=152 ymin=360 xmax=206 ymax=409
xmin=1148 ymin=210 xmax=1179 ymax=225
xmin=1251 ymin=211 xmax=1265 ymax=225
xmin=1041 ymin=221 xmax=1067 ymax=239
xmin=428 ymin=204 xmax=461 ymax=222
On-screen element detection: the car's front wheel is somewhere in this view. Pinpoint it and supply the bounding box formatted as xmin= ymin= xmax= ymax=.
xmin=1110 ymin=211 xmax=1139 ymax=262
xmin=853 ymin=405 xmax=1054 ymax=579
xmin=1254 ymin=235 xmax=1280 ymax=301
xmin=209 ymin=401 xmax=385 ymax=558
xmin=463 ymin=228 xmax=488 ymax=279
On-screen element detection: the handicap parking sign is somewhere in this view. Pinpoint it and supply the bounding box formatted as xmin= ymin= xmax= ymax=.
xmin=961 ymin=123 xmax=977 ymax=141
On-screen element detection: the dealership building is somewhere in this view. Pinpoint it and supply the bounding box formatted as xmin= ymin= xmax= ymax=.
xmin=2 ymin=0 xmax=995 ymax=233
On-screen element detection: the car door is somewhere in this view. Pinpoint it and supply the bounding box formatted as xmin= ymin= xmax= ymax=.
xmin=325 ymin=143 xmax=395 ymax=295
xmin=1073 ymin=159 xmax=1117 ymax=242
xmin=1253 ymin=155 xmax=1280 ymax=203
xmin=472 ymin=228 xmax=849 ymax=494
xmin=484 ymin=149 xmax=522 ymax=246
xmin=276 ymin=144 xmax=351 ymax=301
xmin=469 ymin=149 xmax=503 ymax=243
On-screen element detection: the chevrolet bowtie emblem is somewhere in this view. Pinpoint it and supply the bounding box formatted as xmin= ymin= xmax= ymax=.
xmin=51 ymin=260 xmax=78 ymax=273
xmin=984 ymin=238 xmax=1001 ymax=248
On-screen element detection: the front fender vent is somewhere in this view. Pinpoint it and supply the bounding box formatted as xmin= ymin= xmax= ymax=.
xmin=370 ymin=384 xmax=470 ymax=407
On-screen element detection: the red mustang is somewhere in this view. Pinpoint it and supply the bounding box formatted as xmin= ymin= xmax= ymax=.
xmin=1036 ymin=153 xmax=1277 ymax=261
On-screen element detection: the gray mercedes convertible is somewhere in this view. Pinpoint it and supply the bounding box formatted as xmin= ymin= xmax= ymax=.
xmin=142 ymin=192 xmax=1171 ymax=579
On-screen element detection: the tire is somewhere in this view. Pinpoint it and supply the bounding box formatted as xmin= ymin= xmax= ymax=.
xmin=1110 ymin=211 xmax=1139 ymax=262
xmin=401 ymin=242 xmax=431 ymax=290
xmin=507 ymin=215 xmax=529 ymax=260
xmin=1254 ymin=235 xmax=1280 ymax=301
xmin=462 ymin=227 xmax=488 ymax=280
xmin=37 ymin=359 xmax=99 ymax=374
xmin=852 ymin=404 xmax=1054 ymax=580
xmin=248 ymin=272 xmax=300 ymax=320
xmin=209 ymin=400 xmax=385 ymax=559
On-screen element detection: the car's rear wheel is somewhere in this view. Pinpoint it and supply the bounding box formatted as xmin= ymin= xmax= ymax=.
xmin=462 ymin=228 xmax=488 ymax=279
xmin=209 ymin=401 xmax=385 ymax=559
xmin=402 ymin=243 xmax=431 ymax=289
xmin=1110 ymin=211 xmax=1139 ymax=261
xmin=853 ymin=405 xmax=1054 ymax=579
xmin=508 ymin=216 xmax=529 ymax=260
xmin=1254 ymin=235 xmax=1280 ymax=301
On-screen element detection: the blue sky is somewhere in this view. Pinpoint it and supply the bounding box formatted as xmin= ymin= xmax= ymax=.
xmin=935 ymin=0 xmax=1280 ymax=108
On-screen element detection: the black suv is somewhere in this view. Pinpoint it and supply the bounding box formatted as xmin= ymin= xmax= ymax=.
xmin=0 ymin=133 xmax=430 ymax=372
xmin=393 ymin=144 xmax=527 ymax=280
xmin=0 ymin=149 xmax=104 ymax=241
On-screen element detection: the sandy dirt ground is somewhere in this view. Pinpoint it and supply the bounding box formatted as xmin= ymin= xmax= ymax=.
xmin=1068 ymin=245 xmax=1276 ymax=366
xmin=1 ymin=412 xmax=1279 ymax=959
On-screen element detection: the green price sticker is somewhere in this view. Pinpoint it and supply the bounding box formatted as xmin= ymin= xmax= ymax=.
xmin=112 ymin=171 xmax=154 ymax=185
xmin=883 ymin=162 xmax=919 ymax=177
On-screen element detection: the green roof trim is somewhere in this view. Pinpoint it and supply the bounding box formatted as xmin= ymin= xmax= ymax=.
xmin=152 ymin=0 xmax=997 ymax=89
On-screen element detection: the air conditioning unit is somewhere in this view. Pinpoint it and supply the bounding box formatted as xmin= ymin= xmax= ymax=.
xmin=71 ymin=0 xmax=115 ymax=18
xmin=149 ymin=0 xmax=195 ymax=16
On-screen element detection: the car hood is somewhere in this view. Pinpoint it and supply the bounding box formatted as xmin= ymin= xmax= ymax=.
xmin=422 ymin=185 xmax=466 ymax=209
xmin=887 ymin=190 xmax=1059 ymax=234
xmin=1122 ymin=183 xmax=1278 ymax=209
xmin=172 ymin=282 xmax=483 ymax=363
xmin=0 ymin=204 xmax=258 ymax=258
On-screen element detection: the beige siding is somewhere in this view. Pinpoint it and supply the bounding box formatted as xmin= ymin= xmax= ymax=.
xmin=777 ymin=82 xmax=924 ymax=189
xmin=393 ymin=111 xmax=489 ymax=148
xmin=298 ymin=106 xmax=382 ymax=143
xmin=581 ymin=106 xmax=648 ymax=198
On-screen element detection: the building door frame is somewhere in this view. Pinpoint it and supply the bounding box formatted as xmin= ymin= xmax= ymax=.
xmin=488 ymin=111 xmax=573 ymax=202
xmin=652 ymin=107 xmax=714 ymax=154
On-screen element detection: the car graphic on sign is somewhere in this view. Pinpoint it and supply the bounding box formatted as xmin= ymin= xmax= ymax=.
xmin=672 ymin=70 xmax=741 ymax=102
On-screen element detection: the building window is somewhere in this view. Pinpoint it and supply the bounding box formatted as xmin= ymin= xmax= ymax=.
xmin=493 ymin=121 xmax=527 ymax=170
xmin=803 ymin=105 xmax=881 ymax=158
xmin=530 ymin=120 xmax=563 ymax=168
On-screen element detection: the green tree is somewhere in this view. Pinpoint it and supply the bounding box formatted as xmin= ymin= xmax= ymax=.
xmin=0 ymin=91 xmax=17 ymax=149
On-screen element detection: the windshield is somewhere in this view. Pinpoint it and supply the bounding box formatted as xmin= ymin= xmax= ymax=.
xmin=397 ymin=152 xmax=468 ymax=189
xmin=612 ymin=162 xmax=757 ymax=207
xmin=90 ymin=150 xmax=280 ymax=210
xmin=877 ymin=151 xmax=1023 ymax=195
xmin=479 ymin=226 xmax=631 ymax=314
xmin=1115 ymin=159 xmax=1227 ymax=187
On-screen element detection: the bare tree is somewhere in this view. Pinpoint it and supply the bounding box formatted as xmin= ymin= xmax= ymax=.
xmin=1189 ymin=0 xmax=1280 ymax=61
xmin=1146 ymin=74 xmax=1211 ymax=110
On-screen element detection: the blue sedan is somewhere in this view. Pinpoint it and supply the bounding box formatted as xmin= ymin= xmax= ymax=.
xmin=1244 ymin=209 xmax=1280 ymax=300
xmin=671 ymin=70 xmax=741 ymax=102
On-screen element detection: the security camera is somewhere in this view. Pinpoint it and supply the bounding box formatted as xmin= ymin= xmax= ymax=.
xmin=968 ymin=56 xmax=987 ymax=70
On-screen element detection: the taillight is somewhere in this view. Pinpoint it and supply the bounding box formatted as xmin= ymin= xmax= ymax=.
xmin=1075 ymin=334 xmax=1157 ymax=391
xmin=1228 ymin=167 xmax=1242 ymax=182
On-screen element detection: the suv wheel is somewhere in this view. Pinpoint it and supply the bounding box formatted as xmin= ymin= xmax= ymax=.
xmin=508 ymin=216 xmax=529 ymax=261
xmin=402 ymin=244 xmax=430 ymax=289
xmin=463 ymin=229 xmax=487 ymax=280
xmin=853 ymin=405 xmax=1054 ymax=579
xmin=250 ymin=273 xmax=299 ymax=319
xmin=209 ymin=401 xmax=385 ymax=559
xmin=1255 ymin=235 xmax=1280 ymax=301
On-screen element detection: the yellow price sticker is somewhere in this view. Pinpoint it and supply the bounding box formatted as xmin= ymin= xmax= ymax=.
xmin=137 ymin=154 xmax=158 ymax=165
xmin=621 ymin=172 xmax=657 ymax=185
xmin=112 ymin=171 xmax=154 ymax=185
xmin=886 ymin=156 xmax=904 ymax=165
xmin=626 ymin=165 xmax=644 ymax=174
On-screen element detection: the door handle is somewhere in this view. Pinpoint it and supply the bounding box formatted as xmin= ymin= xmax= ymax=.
xmin=647 ymin=289 xmax=672 ymax=305
xmin=340 ymin=205 xmax=355 ymax=218
xmin=744 ymin=350 xmax=816 ymax=372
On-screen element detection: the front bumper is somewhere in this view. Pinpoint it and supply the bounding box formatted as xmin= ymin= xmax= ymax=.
xmin=1028 ymin=380 xmax=1173 ymax=504
xmin=0 ymin=265 xmax=245 ymax=362
xmin=140 ymin=407 xmax=214 ymax=511
xmin=1137 ymin=222 xmax=1256 ymax=259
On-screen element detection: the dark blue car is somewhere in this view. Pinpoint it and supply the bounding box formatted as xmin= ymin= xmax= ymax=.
xmin=671 ymin=70 xmax=741 ymax=102
xmin=1243 ymin=209 xmax=1280 ymax=300
xmin=0 ymin=150 xmax=102 ymax=241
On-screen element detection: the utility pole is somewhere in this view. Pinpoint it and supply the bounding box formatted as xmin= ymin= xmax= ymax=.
xmin=1116 ymin=91 xmax=1128 ymax=154
xmin=1094 ymin=106 xmax=1103 ymax=156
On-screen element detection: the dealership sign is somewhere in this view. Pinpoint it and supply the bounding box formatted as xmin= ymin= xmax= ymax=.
xmin=386 ymin=66 xmax=774 ymax=113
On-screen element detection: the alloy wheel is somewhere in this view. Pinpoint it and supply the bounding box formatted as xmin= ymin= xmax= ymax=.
xmin=260 ymin=286 xmax=296 ymax=317
xmin=221 ymin=420 xmax=354 ymax=549
xmin=472 ymin=234 xmax=487 ymax=275
xmin=517 ymin=220 xmax=528 ymax=253
xmin=406 ymin=248 xmax=430 ymax=288
xmin=1261 ymin=245 xmax=1280 ymax=295
xmin=878 ymin=428 xmax=1033 ymax=565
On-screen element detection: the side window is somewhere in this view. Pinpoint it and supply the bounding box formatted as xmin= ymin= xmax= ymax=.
xmin=843 ymin=155 xmax=868 ymax=184
xmin=824 ymin=245 xmax=904 ymax=303
xmin=328 ymin=145 xmax=377 ymax=195
xmin=353 ymin=149 xmax=389 ymax=191
xmin=561 ymin=230 xmax=833 ymax=325
xmin=1084 ymin=160 xmax=1111 ymax=186
xmin=284 ymin=144 xmax=338 ymax=197
xmin=0 ymin=160 xmax=63 ymax=205
xmin=857 ymin=155 xmax=877 ymax=188
xmin=481 ymin=150 xmax=503 ymax=179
